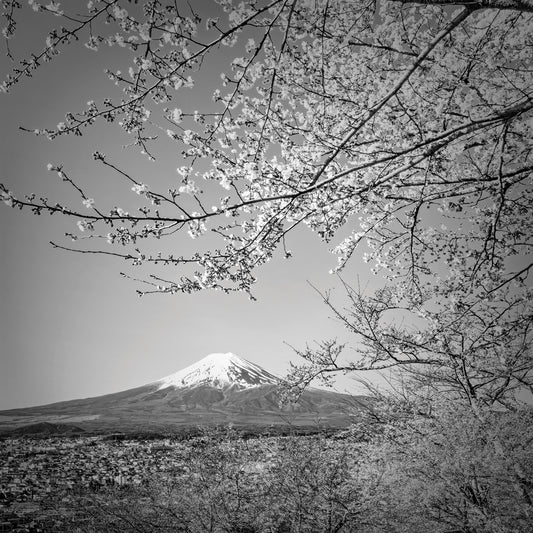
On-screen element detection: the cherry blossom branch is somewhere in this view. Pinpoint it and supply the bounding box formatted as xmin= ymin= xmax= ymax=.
xmin=391 ymin=0 xmax=533 ymax=13
xmin=2 ymin=0 xmax=120 ymax=92
xmin=306 ymin=6 xmax=474 ymax=188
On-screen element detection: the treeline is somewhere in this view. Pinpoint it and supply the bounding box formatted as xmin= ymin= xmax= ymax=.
xmin=58 ymin=400 xmax=532 ymax=533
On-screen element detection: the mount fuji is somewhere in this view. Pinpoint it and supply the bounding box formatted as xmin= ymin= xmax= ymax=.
xmin=156 ymin=352 xmax=279 ymax=390
xmin=0 ymin=353 xmax=363 ymax=434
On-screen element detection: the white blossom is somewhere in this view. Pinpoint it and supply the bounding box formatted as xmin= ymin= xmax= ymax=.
xmin=131 ymin=183 xmax=149 ymax=195
xmin=140 ymin=58 xmax=153 ymax=70
xmin=219 ymin=175 xmax=231 ymax=190
xmin=77 ymin=220 xmax=93 ymax=232
xmin=182 ymin=130 xmax=194 ymax=145
xmin=112 ymin=5 xmax=128 ymax=19
xmin=171 ymin=108 xmax=183 ymax=123
xmin=45 ymin=1 xmax=63 ymax=16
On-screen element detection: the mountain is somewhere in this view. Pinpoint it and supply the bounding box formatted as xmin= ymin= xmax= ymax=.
xmin=156 ymin=352 xmax=279 ymax=390
xmin=0 ymin=353 xmax=364 ymax=435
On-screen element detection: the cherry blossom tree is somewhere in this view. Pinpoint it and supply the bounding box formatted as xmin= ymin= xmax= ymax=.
xmin=2 ymin=0 xmax=531 ymax=293
xmin=1 ymin=1 xmax=531 ymax=397
xmin=2 ymin=3 xmax=531 ymax=528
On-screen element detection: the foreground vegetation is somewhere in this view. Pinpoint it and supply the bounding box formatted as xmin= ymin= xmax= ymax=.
xmin=4 ymin=398 xmax=531 ymax=533
xmin=67 ymin=409 xmax=533 ymax=533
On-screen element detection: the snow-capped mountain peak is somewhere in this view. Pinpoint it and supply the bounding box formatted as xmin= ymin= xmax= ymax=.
xmin=156 ymin=352 xmax=279 ymax=390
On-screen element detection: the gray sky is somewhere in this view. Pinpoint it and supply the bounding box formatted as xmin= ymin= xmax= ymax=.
xmin=0 ymin=2 xmax=377 ymax=410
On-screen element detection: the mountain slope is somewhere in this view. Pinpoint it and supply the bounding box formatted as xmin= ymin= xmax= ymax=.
xmin=0 ymin=353 xmax=364 ymax=434
xmin=156 ymin=352 xmax=279 ymax=390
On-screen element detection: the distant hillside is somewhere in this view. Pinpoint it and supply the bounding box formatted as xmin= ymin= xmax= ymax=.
xmin=6 ymin=421 xmax=85 ymax=436
xmin=0 ymin=353 xmax=365 ymax=434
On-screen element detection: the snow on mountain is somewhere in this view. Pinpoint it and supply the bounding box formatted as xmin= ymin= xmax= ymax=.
xmin=156 ymin=352 xmax=279 ymax=390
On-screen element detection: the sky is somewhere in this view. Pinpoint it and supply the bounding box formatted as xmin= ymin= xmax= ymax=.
xmin=0 ymin=1 xmax=380 ymax=410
